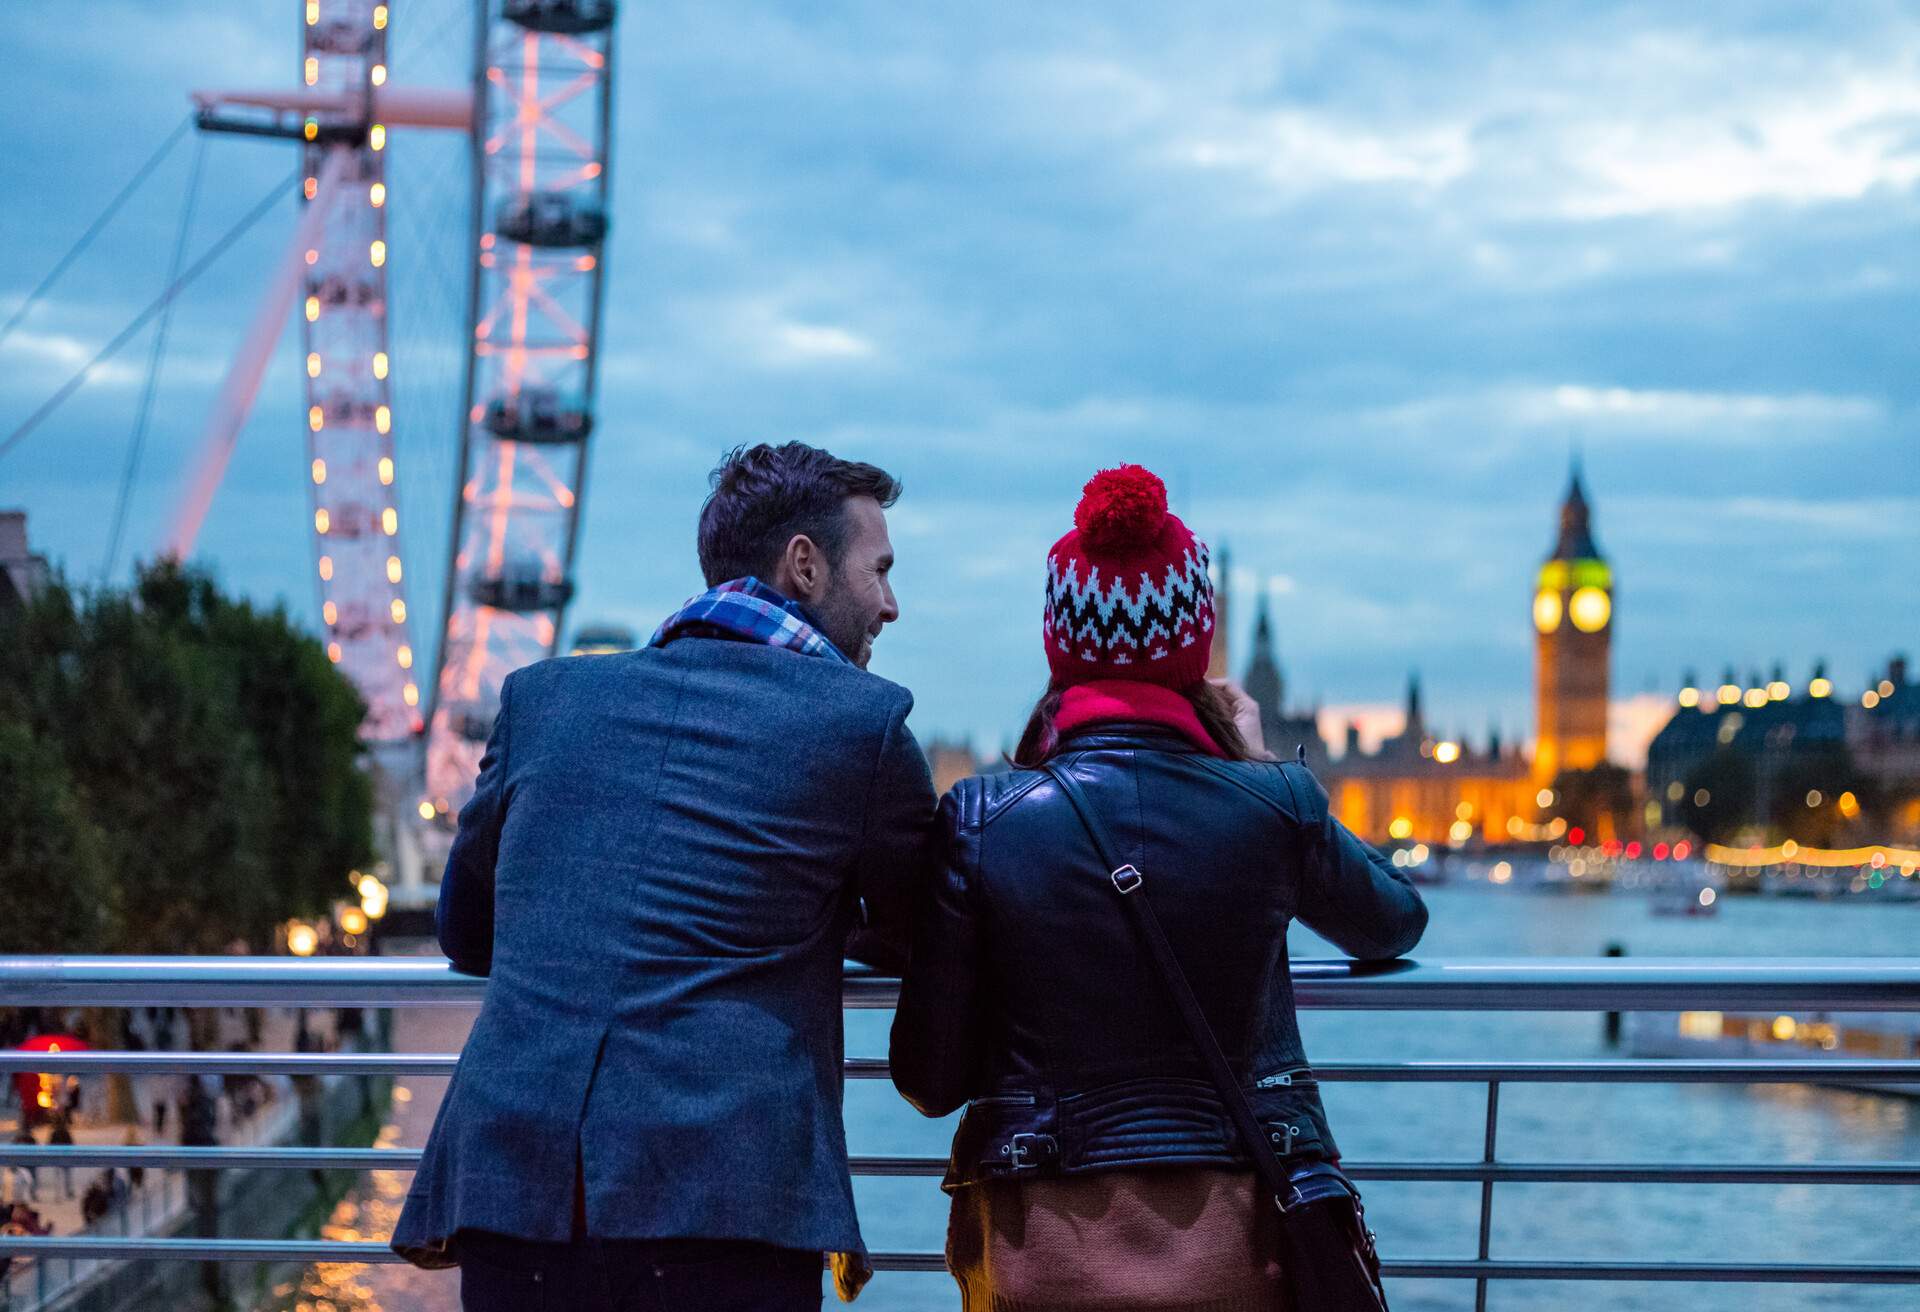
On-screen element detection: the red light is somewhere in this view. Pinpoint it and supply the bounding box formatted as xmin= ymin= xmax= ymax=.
xmin=1673 ymin=841 xmax=1692 ymax=861
xmin=1603 ymin=840 xmax=1621 ymax=857
xmin=1568 ymin=826 xmax=1586 ymax=846
xmin=1625 ymin=841 xmax=1642 ymax=859
xmin=1653 ymin=842 xmax=1671 ymax=861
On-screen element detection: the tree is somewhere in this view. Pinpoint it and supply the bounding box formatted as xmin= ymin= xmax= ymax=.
xmin=136 ymin=562 xmax=373 ymax=922
xmin=1551 ymin=763 xmax=1636 ymax=842
xmin=1768 ymin=742 xmax=1876 ymax=847
xmin=0 ymin=723 xmax=114 ymax=953
xmin=0 ymin=562 xmax=373 ymax=954
xmin=1681 ymin=749 xmax=1759 ymax=845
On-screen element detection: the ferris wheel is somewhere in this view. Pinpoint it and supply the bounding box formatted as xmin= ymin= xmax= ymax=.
xmin=179 ymin=0 xmax=617 ymax=886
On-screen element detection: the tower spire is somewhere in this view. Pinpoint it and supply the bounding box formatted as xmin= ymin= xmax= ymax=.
xmin=1243 ymin=590 xmax=1284 ymax=715
xmin=1551 ymin=460 xmax=1601 ymax=561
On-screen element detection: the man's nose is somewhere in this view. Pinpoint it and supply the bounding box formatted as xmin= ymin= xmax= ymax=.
xmin=879 ymin=579 xmax=899 ymax=625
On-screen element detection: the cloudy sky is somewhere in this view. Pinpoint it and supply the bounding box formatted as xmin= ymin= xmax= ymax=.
xmin=2 ymin=1 xmax=1915 ymax=759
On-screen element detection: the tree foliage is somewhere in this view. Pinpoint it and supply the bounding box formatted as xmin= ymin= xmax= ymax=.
xmin=0 ymin=723 xmax=114 ymax=953
xmin=1680 ymin=749 xmax=1759 ymax=845
xmin=0 ymin=562 xmax=373 ymax=953
xmin=1550 ymin=763 xmax=1636 ymax=838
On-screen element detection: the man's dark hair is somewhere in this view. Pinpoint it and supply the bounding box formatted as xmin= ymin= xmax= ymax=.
xmin=697 ymin=442 xmax=903 ymax=586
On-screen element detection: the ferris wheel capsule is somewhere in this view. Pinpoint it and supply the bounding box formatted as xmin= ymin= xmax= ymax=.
xmin=496 ymin=192 xmax=609 ymax=247
xmin=483 ymin=388 xmax=594 ymax=444
xmin=503 ymin=0 xmax=616 ymax=35
xmin=468 ymin=564 xmax=576 ymax=614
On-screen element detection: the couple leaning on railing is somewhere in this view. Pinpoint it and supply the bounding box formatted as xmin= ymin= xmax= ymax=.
xmin=394 ymin=443 xmax=1420 ymax=1312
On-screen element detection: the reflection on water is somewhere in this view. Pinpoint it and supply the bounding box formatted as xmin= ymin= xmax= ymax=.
xmin=269 ymin=1119 xmax=411 ymax=1312
xmin=270 ymin=891 xmax=1920 ymax=1312
xmin=257 ymin=1012 xmax=463 ymax=1312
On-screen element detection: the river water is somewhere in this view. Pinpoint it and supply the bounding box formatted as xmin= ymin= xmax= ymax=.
xmin=290 ymin=887 xmax=1920 ymax=1311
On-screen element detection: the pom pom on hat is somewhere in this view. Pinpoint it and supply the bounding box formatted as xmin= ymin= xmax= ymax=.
xmin=1044 ymin=461 xmax=1213 ymax=688
xmin=1073 ymin=464 xmax=1168 ymax=552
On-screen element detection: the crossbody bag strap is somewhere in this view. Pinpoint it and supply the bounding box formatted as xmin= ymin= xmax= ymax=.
xmin=1040 ymin=760 xmax=1292 ymax=1208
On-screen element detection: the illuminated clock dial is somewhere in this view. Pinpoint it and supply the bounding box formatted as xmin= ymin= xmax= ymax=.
xmin=1533 ymin=588 xmax=1563 ymax=634
xmin=1569 ymin=585 xmax=1611 ymax=633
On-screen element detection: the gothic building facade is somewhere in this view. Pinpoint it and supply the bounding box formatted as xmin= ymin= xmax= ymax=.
xmin=1222 ymin=468 xmax=1613 ymax=845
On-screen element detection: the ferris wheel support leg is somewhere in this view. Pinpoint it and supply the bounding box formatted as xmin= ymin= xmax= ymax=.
xmin=165 ymin=148 xmax=350 ymax=561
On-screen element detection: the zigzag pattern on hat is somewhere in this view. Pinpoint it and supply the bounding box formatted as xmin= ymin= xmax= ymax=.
xmin=1043 ymin=544 xmax=1213 ymax=662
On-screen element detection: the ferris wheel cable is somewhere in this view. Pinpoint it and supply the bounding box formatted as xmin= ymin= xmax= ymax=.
xmin=0 ymin=113 xmax=195 ymax=351
xmin=389 ymin=164 xmax=475 ymax=488
xmin=0 ymin=166 xmax=300 ymax=468
xmin=101 ymin=132 xmax=212 ymax=584
xmin=391 ymin=0 xmax=469 ymax=69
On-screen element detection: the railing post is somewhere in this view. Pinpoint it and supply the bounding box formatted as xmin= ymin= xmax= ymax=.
xmin=1476 ymin=1080 xmax=1500 ymax=1312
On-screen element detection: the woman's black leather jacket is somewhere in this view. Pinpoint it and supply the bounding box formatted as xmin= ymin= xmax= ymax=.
xmin=889 ymin=723 xmax=1428 ymax=1190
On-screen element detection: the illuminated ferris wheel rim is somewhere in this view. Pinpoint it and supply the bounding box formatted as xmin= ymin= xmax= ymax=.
xmin=421 ymin=0 xmax=616 ymax=823
xmin=177 ymin=0 xmax=616 ymax=791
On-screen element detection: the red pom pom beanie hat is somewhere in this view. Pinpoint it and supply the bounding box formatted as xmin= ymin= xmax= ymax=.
xmin=1043 ymin=464 xmax=1216 ymax=690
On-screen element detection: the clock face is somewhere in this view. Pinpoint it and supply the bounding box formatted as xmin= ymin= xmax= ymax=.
xmin=1569 ymin=585 xmax=1611 ymax=633
xmin=1533 ymin=588 xmax=1562 ymax=634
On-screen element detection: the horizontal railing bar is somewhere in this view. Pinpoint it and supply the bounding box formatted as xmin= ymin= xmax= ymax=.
xmin=7 ymin=1052 xmax=1918 ymax=1084
xmin=3 ymin=1146 xmax=1915 ymax=1186
xmin=0 ymin=1052 xmax=457 ymax=1076
xmin=0 ymin=1238 xmax=1915 ymax=1282
xmin=1347 ymin=1161 xmax=1920 ymax=1185
xmin=4 ymin=955 xmax=1920 ymax=1011
xmin=1381 ymin=1259 xmax=1920 ymax=1284
xmin=0 ymin=1145 xmax=413 ymax=1170
xmin=1265 ymin=1059 xmax=1920 ymax=1084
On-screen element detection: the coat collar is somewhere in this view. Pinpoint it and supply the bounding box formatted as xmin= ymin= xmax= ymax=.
xmin=1054 ymin=722 xmax=1207 ymax=755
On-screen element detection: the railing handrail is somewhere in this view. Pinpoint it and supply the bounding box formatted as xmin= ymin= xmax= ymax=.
xmin=4 ymin=954 xmax=1920 ymax=1010
xmin=5 ymin=1145 xmax=1919 ymax=1187
xmin=2 ymin=1238 xmax=1917 ymax=1285
xmin=3 ymin=1051 xmax=1918 ymax=1083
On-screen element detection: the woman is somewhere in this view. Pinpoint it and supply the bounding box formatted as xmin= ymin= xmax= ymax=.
xmin=890 ymin=464 xmax=1427 ymax=1311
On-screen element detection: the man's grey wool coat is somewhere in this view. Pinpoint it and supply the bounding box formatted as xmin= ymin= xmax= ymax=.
xmin=391 ymin=637 xmax=935 ymax=1265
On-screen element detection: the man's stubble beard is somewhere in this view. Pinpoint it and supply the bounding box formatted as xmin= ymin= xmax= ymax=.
xmin=813 ymin=580 xmax=876 ymax=670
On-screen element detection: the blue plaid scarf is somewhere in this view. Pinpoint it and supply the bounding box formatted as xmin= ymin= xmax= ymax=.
xmin=648 ymin=576 xmax=850 ymax=665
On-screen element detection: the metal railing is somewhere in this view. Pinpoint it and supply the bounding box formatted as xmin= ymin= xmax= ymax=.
xmin=3 ymin=955 xmax=1919 ymax=1304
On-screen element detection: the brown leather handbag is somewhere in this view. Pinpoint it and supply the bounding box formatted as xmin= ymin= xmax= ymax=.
xmin=1044 ymin=762 xmax=1391 ymax=1312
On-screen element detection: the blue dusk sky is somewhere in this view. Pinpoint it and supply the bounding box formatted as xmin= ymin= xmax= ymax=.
xmin=1 ymin=1 xmax=1915 ymax=759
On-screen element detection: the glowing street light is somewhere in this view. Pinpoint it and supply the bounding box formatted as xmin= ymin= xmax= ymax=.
xmin=287 ymin=922 xmax=319 ymax=957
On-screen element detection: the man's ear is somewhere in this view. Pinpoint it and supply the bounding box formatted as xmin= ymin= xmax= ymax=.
xmin=774 ymin=533 xmax=828 ymax=602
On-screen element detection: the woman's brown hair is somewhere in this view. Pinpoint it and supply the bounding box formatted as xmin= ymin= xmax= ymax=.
xmin=1010 ymin=680 xmax=1255 ymax=767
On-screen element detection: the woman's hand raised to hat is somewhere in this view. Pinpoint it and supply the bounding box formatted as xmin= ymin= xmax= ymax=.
xmin=1208 ymin=678 xmax=1270 ymax=760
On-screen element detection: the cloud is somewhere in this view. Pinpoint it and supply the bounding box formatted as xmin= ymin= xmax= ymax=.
xmin=1555 ymin=70 xmax=1920 ymax=218
xmin=772 ymin=321 xmax=875 ymax=361
xmin=0 ymin=329 xmax=143 ymax=387
xmin=1360 ymin=383 xmax=1886 ymax=443
xmin=1173 ymin=111 xmax=1474 ymax=193
xmin=1533 ymin=384 xmax=1882 ymax=427
xmin=5 ymin=1 xmax=1917 ymax=751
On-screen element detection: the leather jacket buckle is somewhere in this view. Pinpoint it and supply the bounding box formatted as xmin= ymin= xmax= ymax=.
xmin=1004 ymin=1133 xmax=1057 ymax=1169
xmin=1110 ymin=864 xmax=1143 ymax=894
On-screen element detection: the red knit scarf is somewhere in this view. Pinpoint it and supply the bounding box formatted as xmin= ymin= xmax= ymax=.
xmin=1052 ymin=680 xmax=1228 ymax=758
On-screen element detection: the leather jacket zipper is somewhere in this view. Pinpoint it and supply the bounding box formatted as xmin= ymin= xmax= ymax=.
xmin=969 ymin=1093 xmax=1038 ymax=1107
xmin=1253 ymin=1066 xmax=1315 ymax=1090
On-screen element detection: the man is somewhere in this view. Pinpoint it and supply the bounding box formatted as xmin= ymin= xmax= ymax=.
xmin=392 ymin=443 xmax=936 ymax=1310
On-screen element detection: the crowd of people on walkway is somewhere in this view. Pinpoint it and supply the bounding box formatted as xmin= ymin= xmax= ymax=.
xmin=3 ymin=1003 xmax=355 ymax=1294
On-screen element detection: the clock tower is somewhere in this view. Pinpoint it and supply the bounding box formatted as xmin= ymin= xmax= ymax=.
xmin=1533 ymin=463 xmax=1612 ymax=783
